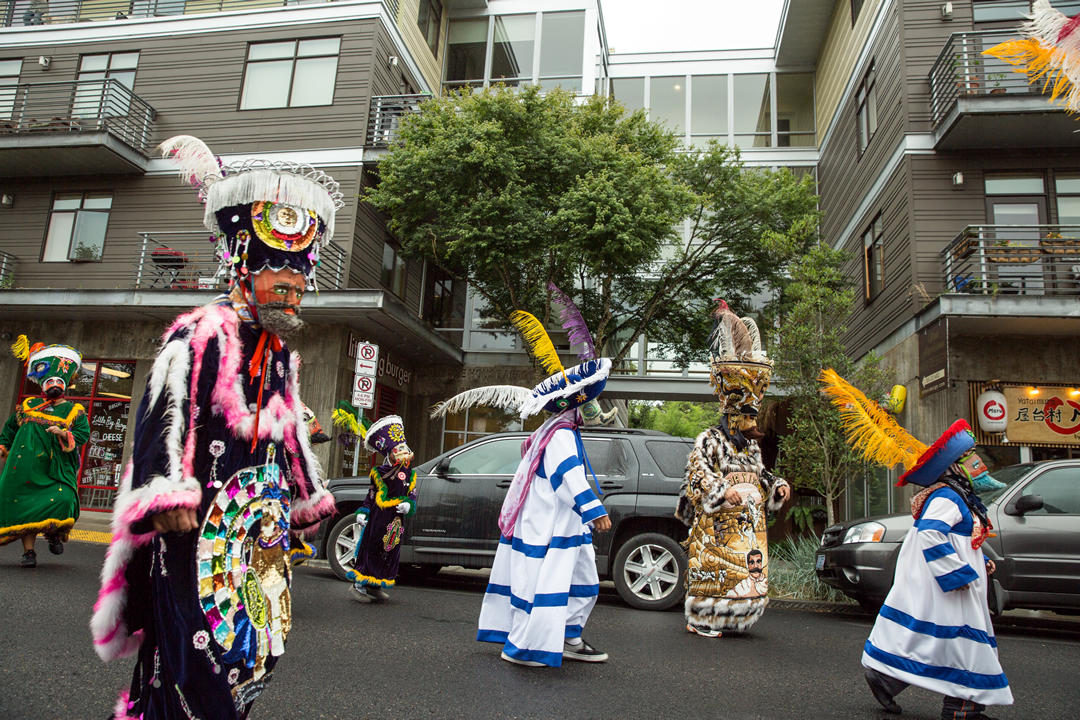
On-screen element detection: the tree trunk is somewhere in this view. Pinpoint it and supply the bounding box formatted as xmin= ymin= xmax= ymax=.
xmin=825 ymin=490 xmax=836 ymax=527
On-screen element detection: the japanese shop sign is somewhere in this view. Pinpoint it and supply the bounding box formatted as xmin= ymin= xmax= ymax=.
xmin=1003 ymin=385 xmax=1080 ymax=445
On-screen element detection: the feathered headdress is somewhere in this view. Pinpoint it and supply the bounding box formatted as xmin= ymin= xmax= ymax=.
xmin=509 ymin=310 xmax=565 ymax=376
xmin=819 ymin=368 xmax=926 ymax=471
xmin=332 ymin=401 xmax=370 ymax=440
xmin=430 ymin=385 xmax=534 ymax=419
xmin=983 ymin=0 xmax=1080 ymax=112
xmin=548 ymin=281 xmax=597 ymax=362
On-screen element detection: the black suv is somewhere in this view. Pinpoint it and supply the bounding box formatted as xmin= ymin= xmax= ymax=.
xmin=314 ymin=427 xmax=695 ymax=610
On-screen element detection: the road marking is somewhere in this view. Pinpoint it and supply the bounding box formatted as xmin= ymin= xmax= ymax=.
xmin=69 ymin=529 xmax=112 ymax=544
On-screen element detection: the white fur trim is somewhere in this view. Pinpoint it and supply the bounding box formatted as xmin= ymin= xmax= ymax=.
xmin=685 ymin=595 xmax=769 ymax=633
xmin=518 ymin=358 xmax=611 ymax=419
xmin=363 ymin=414 xmax=404 ymax=453
xmin=205 ymin=169 xmax=338 ymax=243
xmin=28 ymin=344 xmax=82 ymax=369
xmin=765 ymin=478 xmax=791 ymax=513
xmin=144 ymin=336 xmax=192 ymax=485
xmin=286 ymin=351 xmax=327 ymax=501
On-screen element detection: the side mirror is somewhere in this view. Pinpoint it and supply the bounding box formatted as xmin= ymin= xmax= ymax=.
xmin=433 ymin=457 xmax=458 ymax=481
xmin=1007 ymin=493 xmax=1044 ymax=516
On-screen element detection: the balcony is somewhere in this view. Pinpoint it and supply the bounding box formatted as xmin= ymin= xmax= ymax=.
xmin=0 ymin=248 xmax=15 ymax=289
xmin=0 ymin=79 xmax=156 ymax=176
xmin=365 ymin=94 xmax=428 ymax=155
xmin=0 ymin=0 xmax=342 ymax=28
xmin=134 ymin=232 xmax=347 ymax=291
xmin=943 ymin=225 xmax=1080 ymax=298
xmin=928 ymin=30 xmax=1078 ymax=149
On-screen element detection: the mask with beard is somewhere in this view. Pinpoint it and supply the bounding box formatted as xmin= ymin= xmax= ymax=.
xmin=246 ymin=267 xmax=307 ymax=337
xmin=258 ymin=303 xmax=305 ymax=337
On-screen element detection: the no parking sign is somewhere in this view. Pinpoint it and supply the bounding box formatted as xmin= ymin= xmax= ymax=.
xmin=351 ymin=342 xmax=379 ymax=409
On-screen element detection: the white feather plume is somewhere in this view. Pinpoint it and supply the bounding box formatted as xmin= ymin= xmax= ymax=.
xmin=742 ymin=317 xmax=762 ymax=353
xmin=158 ymin=135 xmax=223 ymax=189
xmin=430 ymin=385 xmax=531 ymax=418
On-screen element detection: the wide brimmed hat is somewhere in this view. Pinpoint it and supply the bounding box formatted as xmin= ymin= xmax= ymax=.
xmin=520 ymin=358 xmax=611 ymax=419
xmin=897 ymin=419 xmax=976 ymax=487
xmin=364 ymin=415 xmax=408 ymax=455
xmin=11 ymin=335 xmax=82 ymax=387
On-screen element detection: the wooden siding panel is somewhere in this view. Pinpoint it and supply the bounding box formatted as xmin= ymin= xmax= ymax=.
xmin=395 ymin=0 xmax=446 ymax=92
xmin=900 ymin=0 xmax=976 ymax=130
xmin=815 ymin=0 xmax=885 ymax=139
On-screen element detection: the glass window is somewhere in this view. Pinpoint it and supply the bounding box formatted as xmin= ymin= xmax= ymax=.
xmin=1056 ymin=174 xmax=1080 ymax=227
xmin=856 ymin=62 xmax=877 ymax=153
xmin=581 ymin=438 xmax=633 ymax=478
xmin=42 ymin=192 xmax=112 ymax=262
xmin=646 ymin=440 xmax=693 ymax=478
xmin=612 ymin=77 xmax=644 ymax=114
xmin=847 ymin=473 xmax=867 ymax=520
xmin=538 ymin=10 xmax=584 ymax=93
xmin=863 ymin=214 xmax=884 ymax=301
xmin=74 ymin=52 xmax=139 ymax=119
xmin=650 ymin=75 xmax=686 ymax=134
xmin=777 ymin=73 xmax=815 ymax=147
xmin=867 ymin=465 xmax=890 ymax=515
xmin=380 ymin=240 xmax=407 ymax=298
xmin=733 ymin=73 xmax=771 ymax=148
xmin=985 ymin=175 xmax=1045 ymax=194
xmin=851 ymin=0 xmax=865 ymax=25
xmin=1020 ymin=467 xmax=1080 ymax=514
xmin=0 ymin=59 xmax=21 ymax=120
xmin=491 ymin=14 xmax=535 ymax=85
xmin=690 ymin=74 xmax=727 ymax=146
xmin=972 ymin=0 xmax=1031 ymax=22
xmin=417 ymin=0 xmax=442 ymax=56
xmin=446 ymin=437 xmax=524 ymax=474
xmin=240 ymin=38 xmax=339 ymax=109
xmin=446 ymin=18 xmax=487 ymax=85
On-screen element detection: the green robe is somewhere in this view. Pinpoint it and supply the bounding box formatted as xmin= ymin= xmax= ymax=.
xmin=0 ymin=397 xmax=90 ymax=545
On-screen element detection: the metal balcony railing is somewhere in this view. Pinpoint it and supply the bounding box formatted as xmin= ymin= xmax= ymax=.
xmin=942 ymin=225 xmax=1080 ymax=296
xmin=134 ymin=231 xmax=348 ymax=291
xmin=929 ymin=30 xmax=1047 ymax=128
xmin=0 ymin=79 xmax=156 ymax=154
xmin=0 ymin=0 xmax=350 ymax=28
xmin=366 ymin=94 xmax=429 ymax=148
xmin=0 ymin=249 xmax=15 ymax=289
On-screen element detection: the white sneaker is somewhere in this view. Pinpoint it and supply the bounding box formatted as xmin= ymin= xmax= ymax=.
xmin=686 ymin=623 xmax=722 ymax=638
xmin=500 ymin=652 xmax=545 ymax=667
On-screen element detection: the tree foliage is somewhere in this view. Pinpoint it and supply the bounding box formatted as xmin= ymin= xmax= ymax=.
xmin=774 ymin=243 xmax=893 ymax=526
xmin=365 ymin=86 xmax=820 ymax=367
xmin=627 ymin=400 xmax=719 ymax=439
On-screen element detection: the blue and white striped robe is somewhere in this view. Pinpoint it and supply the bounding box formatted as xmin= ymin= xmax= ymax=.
xmin=477 ymin=427 xmax=606 ymax=667
xmin=863 ymin=486 xmax=1013 ymax=705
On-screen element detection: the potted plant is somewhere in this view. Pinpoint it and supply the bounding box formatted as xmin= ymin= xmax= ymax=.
xmin=953 ymin=54 xmax=983 ymax=95
xmin=986 ymin=239 xmax=1041 ymax=263
xmin=988 ymin=72 xmax=1008 ymax=94
xmin=1042 ymin=229 xmax=1080 ymax=256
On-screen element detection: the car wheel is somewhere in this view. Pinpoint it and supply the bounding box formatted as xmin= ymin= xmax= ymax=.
xmin=612 ymin=532 xmax=687 ymax=611
xmin=856 ymin=594 xmax=885 ymax=614
xmin=326 ymin=514 xmax=362 ymax=581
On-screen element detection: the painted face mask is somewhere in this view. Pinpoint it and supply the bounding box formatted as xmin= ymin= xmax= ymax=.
xmin=12 ymin=337 xmax=82 ymax=399
xmin=959 ymin=451 xmax=1006 ymax=492
xmin=579 ymin=399 xmax=617 ymax=426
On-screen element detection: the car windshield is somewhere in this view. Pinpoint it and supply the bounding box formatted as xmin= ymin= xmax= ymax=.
xmin=978 ymin=463 xmax=1036 ymax=504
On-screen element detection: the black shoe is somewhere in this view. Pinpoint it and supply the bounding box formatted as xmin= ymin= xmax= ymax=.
xmin=372 ymin=588 xmax=390 ymax=601
xmin=20 ymin=550 xmax=37 ymax=568
xmin=865 ymin=669 xmax=902 ymax=714
xmin=47 ymin=536 xmax=63 ymax=555
xmin=563 ymin=639 xmax=608 ymax=663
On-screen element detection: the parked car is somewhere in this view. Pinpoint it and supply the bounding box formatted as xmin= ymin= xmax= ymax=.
xmin=313 ymin=427 xmax=695 ymax=610
xmin=815 ymin=459 xmax=1080 ymax=615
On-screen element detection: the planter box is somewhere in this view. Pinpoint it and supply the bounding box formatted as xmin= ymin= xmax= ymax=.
xmin=985 ymin=247 xmax=1042 ymax=263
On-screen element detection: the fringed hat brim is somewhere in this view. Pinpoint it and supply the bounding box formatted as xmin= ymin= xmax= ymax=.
xmin=520 ymin=358 xmax=611 ymax=419
xmin=205 ymin=170 xmax=338 ymax=243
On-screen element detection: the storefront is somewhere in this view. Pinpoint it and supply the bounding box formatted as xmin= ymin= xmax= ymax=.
xmin=970 ymin=381 xmax=1080 ymax=462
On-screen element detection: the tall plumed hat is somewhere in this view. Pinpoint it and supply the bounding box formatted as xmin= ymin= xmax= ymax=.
xmin=984 ymin=1 xmax=1080 ymax=112
xmin=11 ymin=334 xmax=82 ymax=387
xmin=159 ymin=135 xmax=344 ymax=288
xmin=820 ymin=370 xmax=978 ymax=487
xmin=708 ymin=300 xmax=773 ymax=415
xmin=363 ymin=415 xmax=408 ymax=456
xmin=430 ymin=285 xmax=614 ymax=423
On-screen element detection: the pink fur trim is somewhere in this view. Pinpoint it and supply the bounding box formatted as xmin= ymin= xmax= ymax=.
xmin=291 ymin=489 xmax=335 ymax=527
xmin=112 ymin=688 xmax=143 ymax=720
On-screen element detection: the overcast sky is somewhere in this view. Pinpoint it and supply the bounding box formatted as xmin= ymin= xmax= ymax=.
xmin=601 ymin=0 xmax=785 ymax=54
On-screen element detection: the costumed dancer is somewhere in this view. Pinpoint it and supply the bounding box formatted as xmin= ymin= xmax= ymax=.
xmin=819 ymin=370 xmax=1012 ymax=719
xmin=677 ymin=301 xmax=791 ymax=638
xmin=436 ymin=298 xmax=614 ymax=667
xmin=339 ymin=413 xmax=418 ymax=602
xmin=90 ymin=135 xmax=340 ymax=719
xmin=984 ymin=1 xmax=1080 ymax=112
xmin=0 ymin=338 xmax=90 ymax=567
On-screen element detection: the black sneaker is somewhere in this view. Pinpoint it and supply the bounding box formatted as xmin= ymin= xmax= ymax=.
xmin=47 ymin=536 xmax=64 ymax=555
xmin=20 ymin=550 xmax=37 ymax=568
xmin=372 ymin=588 xmax=390 ymax=601
xmin=563 ymin=639 xmax=608 ymax=663
xmin=865 ymin=669 xmax=902 ymax=714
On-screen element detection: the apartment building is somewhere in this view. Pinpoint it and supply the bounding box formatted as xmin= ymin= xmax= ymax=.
xmin=777 ymin=0 xmax=1080 ymax=520
xmin=0 ymin=0 xmax=608 ymax=514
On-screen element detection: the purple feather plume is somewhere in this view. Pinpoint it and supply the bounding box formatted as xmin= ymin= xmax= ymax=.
xmin=548 ymin=282 xmax=597 ymax=361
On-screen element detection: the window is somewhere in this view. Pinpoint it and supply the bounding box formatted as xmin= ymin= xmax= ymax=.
xmin=612 ymin=77 xmax=644 ymax=114
xmin=240 ymin=38 xmax=340 ymax=110
xmin=581 ymin=438 xmax=633 ymax=478
xmin=862 ymin=214 xmax=884 ymax=301
xmin=690 ymin=74 xmax=727 ymax=148
xmin=422 ymin=263 xmax=458 ymax=327
xmin=74 ymin=52 xmax=138 ymax=119
xmin=445 ymin=18 xmax=487 ymax=88
xmin=380 ymin=240 xmax=407 ymax=297
xmin=417 ymin=0 xmax=442 ymax=56
xmin=972 ymin=1 xmax=1034 ymax=23
xmin=1019 ymin=467 xmax=1080 ymax=514
xmin=776 ymin=73 xmax=815 ymax=147
xmin=490 ymin=14 xmax=535 ymax=86
xmin=646 ymin=440 xmax=694 ymax=478
xmin=650 ymin=76 xmax=686 ymax=134
xmin=1055 ymin=174 xmax=1080 ymax=226
xmin=446 ymin=436 xmax=524 ymax=475
xmin=0 ymin=59 xmax=20 ymax=120
xmin=42 ymin=192 xmax=112 ymax=262
xmin=856 ymin=62 xmax=878 ymax=153
xmin=733 ymin=73 xmax=771 ymax=148
xmin=538 ymin=11 xmax=585 ymax=93
xmin=851 ymin=0 xmax=865 ymax=25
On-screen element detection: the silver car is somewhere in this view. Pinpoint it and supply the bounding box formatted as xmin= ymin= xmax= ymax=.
xmin=815 ymin=459 xmax=1080 ymax=615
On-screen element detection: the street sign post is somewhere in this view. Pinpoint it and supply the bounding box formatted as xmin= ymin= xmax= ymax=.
xmin=351 ymin=342 xmax=379 ymax=410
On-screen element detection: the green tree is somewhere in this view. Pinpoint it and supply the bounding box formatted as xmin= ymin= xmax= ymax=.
xmin=627 ymin=400 xmax=718 ymax=438
xmin=774 ymin=243 xmax=893 ymax=527
xmin=366 ymin=85 xmax=819 ymax=367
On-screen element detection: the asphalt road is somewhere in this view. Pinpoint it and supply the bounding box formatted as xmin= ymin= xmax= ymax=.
xmin=1 ymin=541 xmax=1077 ymax=720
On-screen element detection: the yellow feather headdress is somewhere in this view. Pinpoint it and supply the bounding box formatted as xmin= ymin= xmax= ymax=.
xmin=509 ymin=310 xmax=565 ymax=376
xmin=819 ymin=368 xmax=926 ymax=471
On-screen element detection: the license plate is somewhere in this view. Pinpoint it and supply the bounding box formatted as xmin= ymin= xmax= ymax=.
xmin=816 ymin=553 xmax=825 ymax=571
